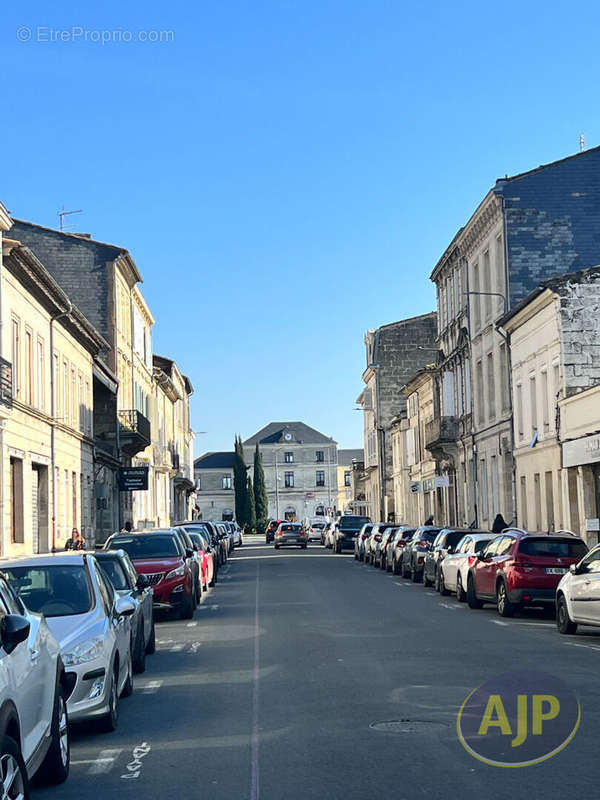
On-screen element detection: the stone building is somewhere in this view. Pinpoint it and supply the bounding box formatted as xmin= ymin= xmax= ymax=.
xmin=429 ymin=145 xmax=600 ymax=530
xmin=336 ymin=448 xmax=364 ymax=516
xmin=7 ymin=219 xmax=154 ymax=538
xmin=243 ymin=422 xmax=338 ymax=522
xmin=1 ymin=238 xmax=107 ymax=552
xmin=502 ymin=266 xmax=600 ymax=544
xmin=193 ymin=452 xmax=236 ymax=522
xmin=356 ymin=314 xmax=437 ymax=522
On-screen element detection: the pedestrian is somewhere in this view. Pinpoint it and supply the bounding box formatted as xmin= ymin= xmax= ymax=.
xmin=424 ymin=515 xmax=434 ymax=526
xmin=65 ymin=527 xmax=85 ymax=550
xmin=120 ymin=521 xmax=133 ymax=533
xmin=492 ymin=513 xmax=507 ymax=533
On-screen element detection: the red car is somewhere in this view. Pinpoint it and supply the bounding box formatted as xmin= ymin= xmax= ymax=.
xmin=105 ymin=530 xmax=195 ymax=619
xmin=466 ymin=529 xmax=588 ymax=617
xmin=185 ymin=530 xmax=216 ymax=590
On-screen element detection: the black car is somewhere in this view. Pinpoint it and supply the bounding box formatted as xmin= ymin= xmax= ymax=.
xmin=422 ymin=528 xmax=471 ymax=589
xmin=333 ymin=515 xmax=371 ymax=553
xmin=265 ymin=520 xmax=282 ymax=544
xmin=402 ymin=526 xmax=443 ymax=582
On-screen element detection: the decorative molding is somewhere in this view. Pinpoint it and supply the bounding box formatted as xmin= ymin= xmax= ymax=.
xmin=457 ymin=193 xmax=503 ymax=259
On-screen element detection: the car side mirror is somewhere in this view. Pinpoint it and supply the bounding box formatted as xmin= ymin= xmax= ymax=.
xmin=569 ymin=563 xmax=580 ymax=575
xmin=1 ymin=615 xmax=30 ymax=654
xmin=185 ymin=548 xmax=194 ymax=559
xmin=136 ymin=573 xmax=149 ymax=590
xmin=446 ymin=546 xmax=453 ymax=555
xmin=116 ymin=597 xmax=136 ymax=617
xmin=477 ymin=552 xmax=485 ymax=561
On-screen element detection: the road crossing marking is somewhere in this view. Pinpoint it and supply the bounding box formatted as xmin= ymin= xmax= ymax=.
xmin=186 ymin=621 xmax=198 ymax=627
xmin=438 ymin=603 xmax=458 ymax=610
xmin=140 ymin=680 xmax=163 ymax=694
xmin=86 ymin=749 xmax=122 ymax=774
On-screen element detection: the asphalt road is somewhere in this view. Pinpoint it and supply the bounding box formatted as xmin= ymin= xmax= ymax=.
xmin=36 ymin=537 xmax=599 ymax=799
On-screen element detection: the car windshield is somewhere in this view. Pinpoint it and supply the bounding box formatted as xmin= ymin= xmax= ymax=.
xmin=4 ymin=565 xmax=93 ymax=617
xmin=96 ymin=558 xmax=130 ymax=591
xmin=281 ymin=524 xmax=300 ymax=532
xmin=419 ymin=530 xmax=440 ymax=543
xmin=474 ymin=539 xmax=491 ymax=553
xmin=519 ymin=537 xmax=588 ymax=558
xmin=107 ymin=535 xmax=181 ymax=559
xmin=446 ymin=531 xmax=468 ymax=548
xmin=187 ymin=532 xmax=205 ymax=550
xmin=339 ymin=516 xmax=370 ymax=529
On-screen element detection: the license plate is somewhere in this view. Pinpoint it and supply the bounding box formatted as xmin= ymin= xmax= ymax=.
xmin=545 ymin=567 xmax=567 ymax=574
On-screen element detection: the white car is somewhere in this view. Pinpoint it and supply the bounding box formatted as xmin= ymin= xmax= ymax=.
xmin=3 ymin=553 xmax=136 ymax=732
xmin=556 ymin=543 xmax=600 ymax=634
xmin=0 ymin=572 xmax=70 ymax=795
xmin=233 ymin=524 xmax=243 ymax=547
xmin=439 ymin=532 xmax=495 ymax=599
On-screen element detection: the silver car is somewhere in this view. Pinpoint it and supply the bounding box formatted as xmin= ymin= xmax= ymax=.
xmin=274 ymin=522 xmax=308 ymax=549
xmin=2 ymin=553 xmax=136 ymax=732
xmin=94 ymin=549 xmax=155 ymax=673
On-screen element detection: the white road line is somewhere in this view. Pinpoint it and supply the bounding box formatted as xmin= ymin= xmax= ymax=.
xmin=186 ymin=622 xmax=198 ymax=627
xmin=425 ymin=592 xmax=437 ymax=596
xmin=250 ymin=561 xmax=260 ymax=800
xmin=563 ymin=640 xmax=600 ymax=652
xmin=439 ymin=603 xmax=458 ymax=610
xmin=170 ymin=644 xmax=184 ymax=652
xmin=490 ymin=620 xmax=510 ymax=626
xmin=140 ymin=680 xmax=163 ymax=694
xmin=87 ymin=749 xmax=122 ymax=774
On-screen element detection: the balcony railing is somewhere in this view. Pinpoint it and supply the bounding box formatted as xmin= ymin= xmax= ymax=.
xmin=425 ymin=416 xmax=458 ymax=450
xmin=118 ymin=409 xmax=151 ymax=455
xmin=0 ymin=359 xmax=12 ymax=407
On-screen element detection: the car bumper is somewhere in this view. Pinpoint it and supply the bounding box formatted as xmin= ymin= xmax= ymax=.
xmin=508 ymin=587 xmax=557 ymax=604
xmin=275 ymin=538 xmax=306 ymax=546
xmin=337 ymin=538 xmax=356 ymax=550
xmin=152 ymin=579 xmax=189 ymax=610
xmin=64 ymin=657 xmax=113 ymax=722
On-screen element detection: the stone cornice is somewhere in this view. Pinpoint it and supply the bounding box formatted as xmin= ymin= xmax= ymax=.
xmin=456 ymin=191 xmax=502 ymax=259
xmin=0 ymin=202 xmax=11 ymax=232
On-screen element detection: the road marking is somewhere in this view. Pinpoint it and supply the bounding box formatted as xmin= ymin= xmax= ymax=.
xmin=121 ymin=742 xmax=151 ymax=780
xmin=190 ymin=642 xmax=202 ymax=653
xmin=250 ymin=561 xmax=260 ymax=800
xmin=186 ymin=622 xmax=198 ymax=627
xmin=140 ymin=680 xmax=163 ymax=694
xmin=439 ymin=603 xmax=458 ymax=610
xmin=170 ymin=644 xmax=184 ymax=652
xmin=425 ymin=592 xmax=437 ymax=596
xmin=87 ymin=749 xmax=122 ymax=774
xmin=490 ymin=620 xmax=510 ymax=626
xmin=563 ymin=640 xmax=600 ymax=652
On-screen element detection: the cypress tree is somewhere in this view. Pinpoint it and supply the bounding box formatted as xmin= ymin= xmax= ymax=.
xmin=253 ymin=444 xmax=269 ymax=533
xmin=233 ymin=435 xmax=248 ymax=526
xmin=245 ymin=476 xmax=257 ymax=532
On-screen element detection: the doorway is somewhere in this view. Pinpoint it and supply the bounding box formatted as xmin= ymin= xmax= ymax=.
xmin=32 ymin=464 xmax=49 ymax=553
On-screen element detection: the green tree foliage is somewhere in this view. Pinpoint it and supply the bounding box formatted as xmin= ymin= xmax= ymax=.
xmin=245 ymin=476 xmax=257 ymax=532
xmin=233 ymin=435 xmax=248 ymax=526
xmin=253 ymin=444 xmax=269 ymax=533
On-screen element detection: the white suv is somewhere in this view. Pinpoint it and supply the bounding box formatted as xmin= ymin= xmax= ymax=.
xmin=556 ymin=542 xmax=600 ymax=634
xmin=0 ymin=573 xmax=70 ymax=796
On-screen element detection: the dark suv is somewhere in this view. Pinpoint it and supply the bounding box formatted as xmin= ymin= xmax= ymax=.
xmin=333 ymin=515 xmax=371 ymax=553
xmin=423 ymin=528 xmax=472 ymax=590
xmin=265 ymin=520 xmax=282 ymax=544
xmin=401 ymin=526 xmax=442 ymax=582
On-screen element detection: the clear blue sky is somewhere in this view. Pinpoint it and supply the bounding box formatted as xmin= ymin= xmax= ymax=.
xmin=2 ymin=1 xmax=598 ymax=456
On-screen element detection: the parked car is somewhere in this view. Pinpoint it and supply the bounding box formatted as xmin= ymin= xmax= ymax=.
xmin=401 ymin=526 xmax=443 ymax=581
xmin=105 ymin=530 xmax=196 ymax=619
xmin=371 ymin=526 xmax=394 ymax=568
xmin=232 ymin=523 xmax=243 ymax=547
xmin=3 ymin=553 xmax=136 ymax=732
xmin=0 ymin=572 xmax=70 ymax=792
xmin=422 ymin=528 xmax=473 ymax=589
xmin=176 ymin=522 xmax=219 ymax=583
xmin=94 ymin=549 xmax=155 ymax=672
xmin=265 ymin=520 xmax=282 ymax=544
xmin=215 ymin=522 xmax=233 ymax=557
xmin=307 ymin=519 xmax=326 ymax=542
xmin=333 ymin=515 xmax=371 ymax=554
xmin=354 ymin=523 xmax=373 ymax=561
xmin=439 ymin=532 xmax=495 ymax=600
xmin=274 ymin=522 xmax=308 ymax=549
xmin=323 ymin=521 xmax=337 ymax=549
xmin=184 ymin=530 xmax=217 ymax=589
xmin=377 ymin=527 xmax=398 ymax=570
xmin=221 ymin=521 xmax=236 ymax=552
xmin=466 ymin=529 xmax=588 ymax=617
xmin=364 ymin=523 xmax=387 ymax=564
xmin=199 ymin=520 xmax=227 ymax=566
xmin=169 ymin=526 xmax=202 ymax=605
xmin=389 ymin=527 xmax=417 ymax=575
xmin=556 ymin=542 xmax=600 ymax=634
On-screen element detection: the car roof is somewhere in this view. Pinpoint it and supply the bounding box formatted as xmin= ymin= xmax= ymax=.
xmin=0 ymin=552 xmax=89 ymax=567
xmin=112 ymin=528 xmax=178 ymax=536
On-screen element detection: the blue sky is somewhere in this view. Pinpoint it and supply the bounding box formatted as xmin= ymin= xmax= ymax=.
xmin=2 ymin=0 xmax=599 ymax=456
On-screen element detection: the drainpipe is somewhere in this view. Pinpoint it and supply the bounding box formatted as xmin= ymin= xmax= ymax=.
xmin=50 ymin=301 xmax=73 ymax=552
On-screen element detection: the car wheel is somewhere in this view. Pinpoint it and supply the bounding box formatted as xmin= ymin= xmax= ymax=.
xmin=302 ymin=544 xmax=308 ymax=550
xmin=392 ymin=557 xmax=400 ymax=575
xmin=133 ymin=623 xmax=147 ymax=674
xmin=274 ymin=544 xmax=279 ymax=550
xmin=423 ymin=568 xmax=431 ymax=587
xmin=181 ymin=592 xmax=194 ymax=620
xmin=146 ymin=617 xmax=156 ymax=655
xmin=456 ymin=574 xmax=466 ymax=602
xmin=39 ymin=683 xmax=69 ymax=785
xmin=467 ymin=575 xmax=483 ymax=609
xmin=209 ymin=570 xmax=217 ymax=587
xmin=438 ymin=569 xmax=449 ymax=596
xmin=411 ymin=566 xmax=421 ymax=583
xmin=354 ymin=551 xmax=358 ymax=560
xmin=0 ymin=736 xmax=30 ymax=799
xmin=402 ymin=561 xmax=411 ymax=579
xmin=496 ymin=580 xmax=515 ymax=618
xmin=557 ymin=595 xmax=577 ymax=634
xmin=121 ymin=650 xmax=133 ymax=698
xmin=99 ymin=664 xmax=119 ymax=732
xmin=380 ymin=556 xmax=386 ymax=571
xmin=196 ymin=579 xmax=202 ymax=605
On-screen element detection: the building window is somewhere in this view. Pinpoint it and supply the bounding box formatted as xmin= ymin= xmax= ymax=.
xmin=284 ymin=472 xmax=294 ymax=488
xmin=472 ymin=261 xmax=480 ymax=331
xmin=530 ymin=374 xmax=537 ymax=436
xmin=37 ymin=340 xmax=45 ymax=411
xmin=541 ymin=369 xmax=549 ymax=433
xmin=520 ymin=476 xmax=528 ymax=529
xmin=222 ymin=475 xmax=232 ymax=490
xmin=476 ymin=360 xmax=484 ymax=426
xmin=515 ymin=382 xmax=523 ymax=439
xmin=316 ymin=451 xmax=324 ymax=463
xmin=62 ymin=362 xmax=68 ymax=424
xmin=284 ymin=452 xmax=294 ymax=463
xmin=316 ymin=470 xmax=325 ymax=487
xmin=499 ymin=343 xmax=508 ymax=412
xmin=487 ymin=353 xmax=495 ymax=419
xmin=25 ymin=330 xmax=33 ymax=405
xmin=11 ymin=318 xmax=19 ymax=398
xmin=480 ymin=459 xmax=489 ymax=521
xmin=483 ymin=249 xmax=491 ymax=319
xmin=10 ymin=457 xmax=24 ymax=543
xmin=196 ymin=476 xmax=202 ymax=491
xmin=344 ymin=471 xmax=351 ymax=487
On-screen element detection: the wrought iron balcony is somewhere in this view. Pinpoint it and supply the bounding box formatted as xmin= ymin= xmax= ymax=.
xmin=425 ymin=416 xmax=458 ymax=451
xmin=118 ymin=409 xmax=151 ymax=455
xmin=0 ymin=358 xmax=13 ymax=408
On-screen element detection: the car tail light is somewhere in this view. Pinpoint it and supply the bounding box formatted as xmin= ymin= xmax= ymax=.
xmin=374 ymin=534 xmax=382 ymax=542
xmin=523 ymin=595 xmax=532 ymax=603
xmin=361 ymin=534 xmax=367 ymax=540
xmin=300 ymin=531 xmax=305 ymax=537
xmin=417 ymin=556 xmax=424 ymax=564
xmin=418 ymin=540 xmax=428 ymax=547
xmin=396 ymin=540 xmax=406 ymax=547
xmin=278 ymin=531 xmax=283 ymax=537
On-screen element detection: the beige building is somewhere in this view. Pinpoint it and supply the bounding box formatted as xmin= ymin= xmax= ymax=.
xmin=336 ymin=449 xmax=363 ymax=516
xmin=1 ymin=239 xmax=107 ymax=553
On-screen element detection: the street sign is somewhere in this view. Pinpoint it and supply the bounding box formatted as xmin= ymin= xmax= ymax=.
xmin=409 ymin=481 xmax=421 ymax=494
xmin=119 ymin=466 xmax=149 ymax=491
xmin=434 ymin=475 xmax=450 ymax=489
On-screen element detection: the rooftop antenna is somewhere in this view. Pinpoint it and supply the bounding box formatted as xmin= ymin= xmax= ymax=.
xmin=580 ymin=133 xmax=585 ymax=153
xmin=58 ymin=206 xmax=83 ymax=232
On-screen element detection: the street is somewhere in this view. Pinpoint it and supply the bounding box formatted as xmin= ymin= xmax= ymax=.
xmin=37 ymin=538 xmax=598 ymax=799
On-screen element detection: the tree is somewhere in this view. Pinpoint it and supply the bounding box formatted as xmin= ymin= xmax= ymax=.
xmin=253 ymin=444 xmax=269 ymax=533
xmin=245 ymin=476 xmax=257 ymax=532
xmin=233 ymin=435 xmax=248 ymax=526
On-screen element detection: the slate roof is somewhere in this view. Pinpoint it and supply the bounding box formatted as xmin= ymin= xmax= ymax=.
xmin=337 ymin=449 xmax=364 ymax=465
xmin=243 ymin=422 xmax=335 ymax=446
xmin=194 ymin=452 xmax=235 ymax=469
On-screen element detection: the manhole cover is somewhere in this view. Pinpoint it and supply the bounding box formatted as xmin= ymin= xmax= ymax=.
xmin=369 ymin=719 xmax=448 ymax=734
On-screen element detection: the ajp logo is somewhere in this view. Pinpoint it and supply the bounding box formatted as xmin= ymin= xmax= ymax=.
xmin=457 ymin=670 xmax=580 ymax=767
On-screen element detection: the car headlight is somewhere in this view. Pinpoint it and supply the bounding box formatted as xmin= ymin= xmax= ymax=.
xmin=63 ymin=637 xmax=104 ymax=666
xmin=165 ymin=565 xmax=185 ymax=580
